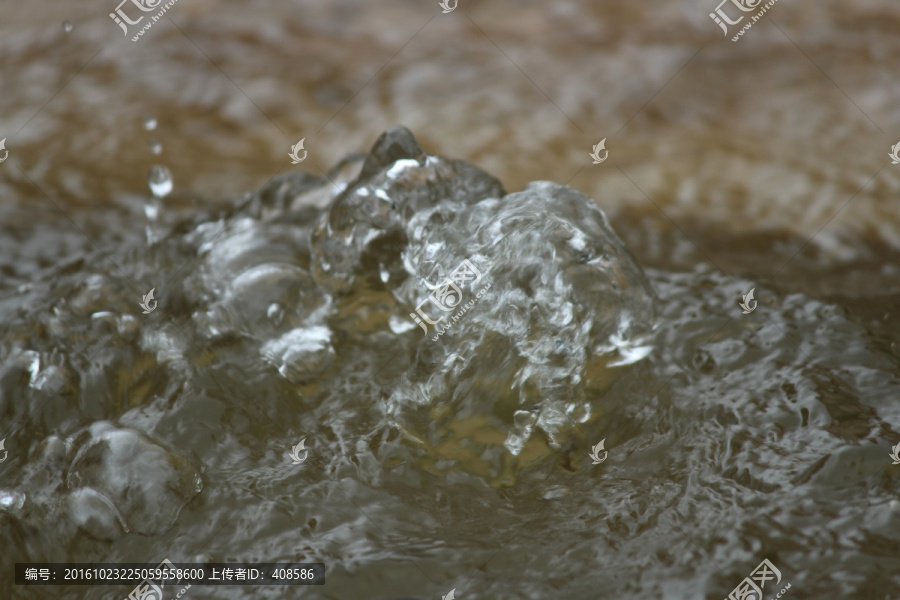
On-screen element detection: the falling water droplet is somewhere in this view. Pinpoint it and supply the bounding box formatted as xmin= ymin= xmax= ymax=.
xmin=62 ymin=21 xmax=73 ymax=33
xmin=144 ymin=201 xmax=159 ymax=221
xmin=143 ymin=115 xmax=157 ymax=131
xmin=147 ymin=165 xmax=173 ymax=199
xmin=267 ymin=303 xmax=285 ymax=326
xmin=149 ymin=140 xmax=162 ymax=155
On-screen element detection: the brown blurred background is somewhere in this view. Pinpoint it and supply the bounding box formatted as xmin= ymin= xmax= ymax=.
xmin=1 ymin=0 xmax=899 ymax=330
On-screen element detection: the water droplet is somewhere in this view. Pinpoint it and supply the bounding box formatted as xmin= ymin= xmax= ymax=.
xmin=388 ymin=315 xmax=416 ymax=334
xmin=148 ymin=139 xmax=162 ymax=155
xmin=541 ymin=486 xmax=572 ymax=500
xmin=62 ymin=21 xmax=73 ymax=33
xmin=267 ymin=302 xmax=285 ymax=326
xmin=0 ymin=490 xmax=26 ymax=512
xmin=147 ymin=165 xmax=173 ymax=199
xmin=143 ymin=115 xmax=157 ymax=131
xmin=144 ymin=200 xmax=159 ymax=221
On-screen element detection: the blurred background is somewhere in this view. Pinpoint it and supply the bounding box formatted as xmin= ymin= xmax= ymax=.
xmin=2 ymin=1 xmax=900 ymax=599
xmin=1 ymin=0 xmax=899 ymax=315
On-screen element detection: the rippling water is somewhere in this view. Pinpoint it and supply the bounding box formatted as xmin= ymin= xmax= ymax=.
xmin=1 ymin=125 xmax=898 ymax=599
xmin=2 ymin=2 xmax=900 ymax=599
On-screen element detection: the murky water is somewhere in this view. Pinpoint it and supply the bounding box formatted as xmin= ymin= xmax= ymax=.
xmin=2 ymin=2 xmax=900 ymax=599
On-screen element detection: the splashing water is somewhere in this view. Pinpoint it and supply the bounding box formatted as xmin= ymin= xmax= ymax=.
xmin=1 ymin=127 xmax=898 ymax=599
xmin=147 ymin=164 xmax=173 ymax=199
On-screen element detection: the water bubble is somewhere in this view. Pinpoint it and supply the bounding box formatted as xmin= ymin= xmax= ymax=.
xmin=267 ymin=302 xmax=285 ymax=326
xmin=143 ymin=115 xmax=157 ymax=131
xmin=261 ymin=326 xmax=335 ymax=384
xmin=62 ymin=21 xmax=73 ymax=33
xmin=388 ymin=315 xmax=416 ymax=334
xmin=66 ymin=422 xmax=202 ymax=535
xmin=147 ymin=165 xmax=173 ymax=199
xmin=144 ymin=201 xmax=159 ymax=221
xmin=0 ymin=490 xmax=26 ymax=513
xmin=148 ymin=139 xmax=162 ymax=155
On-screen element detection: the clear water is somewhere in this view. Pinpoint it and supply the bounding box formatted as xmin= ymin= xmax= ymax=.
xmin=2 ymin=2 xmax=900 ymax=599
xmin=1 ymin=127 xmax=899 ymax=600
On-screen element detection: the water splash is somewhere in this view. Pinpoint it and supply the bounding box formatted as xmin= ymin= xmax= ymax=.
xmin=311 ymin=127 xmax=657 ymax=462
xmin=147 ymin=164 xmax=173 ymax=198
xmin=2 ymin=127 xmax=898 ymax=599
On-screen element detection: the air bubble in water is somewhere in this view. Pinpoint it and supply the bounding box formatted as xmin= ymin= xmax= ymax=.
xmin=149 ymin=140 xmax=162 ymax=155
xmin=267 ymin=302 xmax=285 ymax=326
xmin=62 ymin=21 xmax=73 ymax=33
xmin=144 ymin=201 xmax=159 ymax=221
xmin=143 ymin=115 xmax=157 ymax=131
xmin=147 ymin=165 xmax=173 ymax=199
